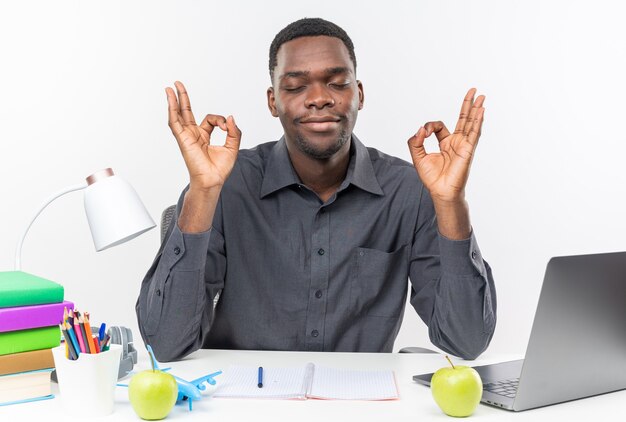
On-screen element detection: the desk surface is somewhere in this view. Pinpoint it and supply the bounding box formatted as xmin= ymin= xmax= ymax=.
xmin=3 ymin=349 xmax=626 ymax=421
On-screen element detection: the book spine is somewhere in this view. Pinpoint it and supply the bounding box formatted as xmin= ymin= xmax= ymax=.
xmin=0 ymin=301 xmax=74 ymax=333
xmin=0 ymin=349 xmax=55 ymax=376
xmin=0 ymin=326 xmax=61 ymax=356
xmin=302 ymin=362 xmax=315 ymax=399
xmin=0 ymin=288 xmax=64 ymax=308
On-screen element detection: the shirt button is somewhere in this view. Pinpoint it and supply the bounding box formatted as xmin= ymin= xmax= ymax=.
xmin=315 ymin=290 xmax=323 ymax=298
xmin=156 ymin=289 xmax=161 ymax=296
xmin=471 ymin=251 xmax=477 ymax=259
xmin=317 ymin=248 xmax=325 ymax=256
xmin=174 ymin=247 xmax=181 ymax=255
xmin=311 ymin=330 xmax=319 ymax=338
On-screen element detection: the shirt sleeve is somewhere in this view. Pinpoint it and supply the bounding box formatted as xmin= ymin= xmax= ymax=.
xmin=408 ymin=185 xmax=497 ymax=360
xmin=135 ymin=186 xmax=226 ymax=362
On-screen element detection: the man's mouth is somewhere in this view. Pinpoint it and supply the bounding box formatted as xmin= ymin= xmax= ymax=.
xmin=298 ymin=116 xmax=342 ymax=132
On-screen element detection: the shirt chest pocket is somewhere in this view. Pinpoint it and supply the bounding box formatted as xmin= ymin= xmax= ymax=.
xmin=350 ymin=244 xmax=410 ymax=318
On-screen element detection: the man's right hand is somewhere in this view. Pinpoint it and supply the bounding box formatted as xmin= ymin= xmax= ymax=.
xmin=166 ymin=81 xmax=242 ymax=233
xmin=166 ymin=81 xmax=241 ymax=192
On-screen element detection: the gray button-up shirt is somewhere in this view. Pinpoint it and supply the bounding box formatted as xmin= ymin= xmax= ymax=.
xmin=136 ymin=135 xmax=496 ymax=362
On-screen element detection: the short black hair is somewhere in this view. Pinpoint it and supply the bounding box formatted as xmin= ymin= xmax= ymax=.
xmin=269 ymin=18 xmax=357 ymax=81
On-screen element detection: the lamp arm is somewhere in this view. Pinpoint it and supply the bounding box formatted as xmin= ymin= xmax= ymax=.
xmin=15 ymin=182 xmax=88 ymax=270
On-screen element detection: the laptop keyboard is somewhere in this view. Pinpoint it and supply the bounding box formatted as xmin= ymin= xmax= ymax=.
xmin=483 ymin=378 xmax=519 ymax=398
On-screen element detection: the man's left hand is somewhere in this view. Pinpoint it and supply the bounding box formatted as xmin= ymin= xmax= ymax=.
xmin=408 ymin=88 xmax=485 ymax=204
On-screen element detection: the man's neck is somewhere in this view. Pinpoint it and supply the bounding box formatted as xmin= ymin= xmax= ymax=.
xmin=285 ymin=139 xmax=351 ymax=203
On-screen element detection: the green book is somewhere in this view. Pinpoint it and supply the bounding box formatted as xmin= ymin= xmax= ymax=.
xmin=0 ymin=326 xmax=61 ymax=356
xmin=0 ymin=271 xmax=64 ymax=308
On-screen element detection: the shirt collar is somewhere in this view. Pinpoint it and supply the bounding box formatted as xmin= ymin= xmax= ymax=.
xmin=260 ymin=134 xmax=384 ymax=199
xmin=346 ymin=134 xmax=384 ymax=196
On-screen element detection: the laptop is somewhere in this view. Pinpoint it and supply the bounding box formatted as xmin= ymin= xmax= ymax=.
xmin=413 ymin=251 xmax=626 ymax=411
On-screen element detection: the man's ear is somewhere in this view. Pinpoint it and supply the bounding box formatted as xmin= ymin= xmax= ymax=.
xmin=267 ymin=86 xmax=279 ymax=117
xmin=357 ymin=80 xmax=364 ymax=110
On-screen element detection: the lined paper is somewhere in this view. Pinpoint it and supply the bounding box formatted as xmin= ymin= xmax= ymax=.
xmin=213 ymin=363 xmax=398 ymax=401
xmin=214 ymin=365 xmax=308 ymax=399
xmin=308 ymin=365 xmax=398 ymax=400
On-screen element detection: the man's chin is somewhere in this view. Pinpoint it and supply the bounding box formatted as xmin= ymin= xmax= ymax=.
xmin=303 ymin=147 xmax=340 ymax=160
xmin=295 ymin=133 xmax=350 ymax=160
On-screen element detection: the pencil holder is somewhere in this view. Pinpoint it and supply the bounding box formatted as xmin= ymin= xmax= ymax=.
xmin=51 ymin=343 xmax=122 ymax=417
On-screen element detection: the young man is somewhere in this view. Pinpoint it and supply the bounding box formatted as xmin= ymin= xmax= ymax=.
xmin=136 ymin=18 xmax=496 ymax=362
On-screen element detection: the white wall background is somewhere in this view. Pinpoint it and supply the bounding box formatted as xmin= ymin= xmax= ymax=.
xmin=1 ymin=0 xmax=625 ymax=357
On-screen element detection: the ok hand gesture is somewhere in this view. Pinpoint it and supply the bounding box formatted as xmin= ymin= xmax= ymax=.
xmin=166 ymin=81 xmax=242 ymax=192
xmin=408 ymin=88 xmax=485 ymax=204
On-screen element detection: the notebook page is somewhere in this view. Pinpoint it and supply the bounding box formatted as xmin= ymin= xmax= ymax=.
xmin=308 ymin=366 xmax=399 ymax=400
xmin=213 ymin=365 xmax=308 ymax=399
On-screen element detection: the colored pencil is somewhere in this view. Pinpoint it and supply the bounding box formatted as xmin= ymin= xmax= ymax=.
xmin=78 ymin=316 xmax=92 ymax=353
xmin=73 ymin=317 xmax=86 ymax=353
xmin=93 ymin=335 xmax=101 ymax=353
xmin=79 ymin=321 xmax=90 ymax=353
xmin=102 ymin=336 xmax=111 ymax=352
xmin=60 ymin=326 xmax=78 ymax=360
xmin=65 ymin=322 xmax=81 ymax=357
xmin=100 ymin=333 xmax=110 ymax=350
xmin=83 ymin=312 xmax=96 ymax=354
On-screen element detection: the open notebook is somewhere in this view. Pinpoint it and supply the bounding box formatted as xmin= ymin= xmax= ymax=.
xmin=214 ymin=363 xmax=398 ymax=400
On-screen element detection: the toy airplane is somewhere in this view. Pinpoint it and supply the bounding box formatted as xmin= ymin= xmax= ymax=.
xmin=118 ymin=345 xmax=222 ymax=411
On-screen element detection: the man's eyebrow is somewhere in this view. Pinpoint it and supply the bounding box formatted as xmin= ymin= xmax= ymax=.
xmin=279 ymin=67 xmax=353 ymax=81
xmin=280 ymin=71 xmax=309 ymax=80
xmin=326 ymin=66 xmax=352 ymax=76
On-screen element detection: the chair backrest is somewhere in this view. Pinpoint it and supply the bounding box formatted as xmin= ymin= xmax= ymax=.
xmin=160 ymin=205 xmax=177 ymax=243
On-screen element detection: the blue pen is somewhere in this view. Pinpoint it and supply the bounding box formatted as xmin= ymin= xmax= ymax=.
xmin=257 ymin=366 xmax=263 ymax=388
xmin=98 ymin=323 xmax=106 ymax=341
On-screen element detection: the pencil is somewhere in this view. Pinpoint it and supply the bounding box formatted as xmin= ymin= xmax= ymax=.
xmin=61 ymin=326 xmax=78 ymax=360
xmin=65 ymin=322 xmax=81 ymax=358
xmin=73 ymin=316 xmax=86 ymax=353
xmin=93 ymin=335 xmax=101 ymax=353
xmin=99 ymin=333 xmax=109 ymax=350
xmin=102 ymin=335 xmax=111 ymax=352
xmin=79 ymin=316 xmax=94 ymax=354
xmin=83 ymin=312 xmax=97 ymax=354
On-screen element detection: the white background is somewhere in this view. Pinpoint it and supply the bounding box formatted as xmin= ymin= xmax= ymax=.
xmin=1 ymin=0 xmax=625 ymax=357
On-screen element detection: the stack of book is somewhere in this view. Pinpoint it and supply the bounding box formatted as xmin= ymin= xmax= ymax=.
xmin=0 ymin=271 xmax=73 ymax=406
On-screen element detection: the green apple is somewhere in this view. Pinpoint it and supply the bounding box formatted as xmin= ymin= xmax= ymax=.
xmin=431 ymin=356 xmax=483 ymax=417
xmin=128 ymin=368 xmax=178 ymax=420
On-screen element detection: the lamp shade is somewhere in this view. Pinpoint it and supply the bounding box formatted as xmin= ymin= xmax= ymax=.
xmin=84 ymin=169 xmax=156 ymax=251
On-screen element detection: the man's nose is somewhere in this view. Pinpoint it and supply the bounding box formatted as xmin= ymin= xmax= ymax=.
xmin=304 ymin=84 xmax=335 ymax=109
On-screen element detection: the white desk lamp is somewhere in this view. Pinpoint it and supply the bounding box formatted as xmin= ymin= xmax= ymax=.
xmin=15 ymin=168 xmax=155 ymax=270
xmin=7 ymin=168 xmax=153 ymax=380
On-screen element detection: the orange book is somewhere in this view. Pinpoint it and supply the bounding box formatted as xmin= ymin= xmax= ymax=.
xmin=0 ymin=349 xmax=54 ymax=376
